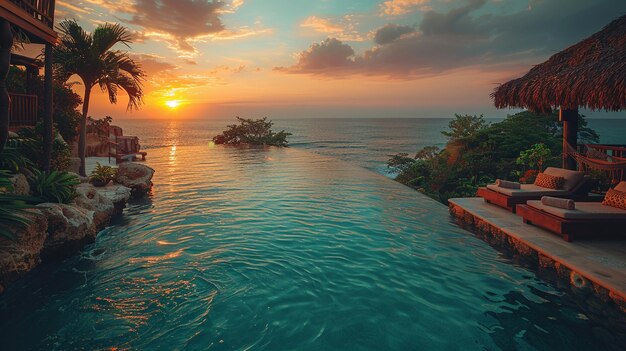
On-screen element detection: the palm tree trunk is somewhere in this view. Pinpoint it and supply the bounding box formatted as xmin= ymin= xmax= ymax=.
xmin=79 ymin=85 xmax=92 ymax=176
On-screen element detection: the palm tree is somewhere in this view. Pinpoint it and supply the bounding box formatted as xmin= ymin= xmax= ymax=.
xmin=53 ymin=20 xmax=145 ymax=176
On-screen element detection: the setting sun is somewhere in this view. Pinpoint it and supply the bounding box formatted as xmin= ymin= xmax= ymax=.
xmin=165 ymin=100 xmax=181 ymax=109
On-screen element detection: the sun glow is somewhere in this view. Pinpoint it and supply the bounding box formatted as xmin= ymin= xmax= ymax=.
xmin=165 ymin=100 xmax=181 ymax=109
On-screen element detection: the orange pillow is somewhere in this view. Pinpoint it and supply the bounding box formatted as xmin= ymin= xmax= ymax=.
xmin=602 ymin=188 xmax=626 ymax=210
xmin=534 ymin=172 xmax=565 ymax=190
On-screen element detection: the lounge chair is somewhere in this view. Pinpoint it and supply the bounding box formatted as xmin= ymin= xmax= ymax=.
xmin=477 ymin=167 xmax=595 ymax=212
xmin=516 ymin=182 xmax=626 ymax=242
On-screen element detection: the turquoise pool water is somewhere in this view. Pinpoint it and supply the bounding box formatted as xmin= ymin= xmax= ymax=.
xmin=0 ymin=145 xmax=616 ymax=350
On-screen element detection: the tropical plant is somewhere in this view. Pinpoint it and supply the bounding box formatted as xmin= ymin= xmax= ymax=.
xmin=17 ymin=124 xmax=72 ymax=171
xmin=89 ymin=162 xmax=116 ymax=187
xmin=213 ymin=117 xmax=291 ymax=147
xmin=30 ymin=169 xmax=80 ymax=204
xmin=389 ymin=110 xmax=600 ymax=204
xmin=53 ymin=19 xmax=145 ymax=176
xmin=516 ymin=143 xmax=554 ymax=172
xmin=0 ymin=171 xmax=37 ymax=240
xmin=0 ymin=145 xmax=35 ymax=173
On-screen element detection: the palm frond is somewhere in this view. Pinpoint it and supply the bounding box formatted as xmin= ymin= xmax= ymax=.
xmin=93 ymin=22 xmax=132 ymax=53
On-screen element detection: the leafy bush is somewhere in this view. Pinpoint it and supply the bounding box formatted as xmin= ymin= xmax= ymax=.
xmin=30 ymin=170 xmax=80 ymax=204
xmin=389 ymin=110 xmax=599 ymax=204
xmin=0 ymin=171 xmax=37 ymax=240
xmin=516 ymin=143 xmax=553 ymax=171
xmin=89 ymin=162 xmax=116 ymax=186
xmin=17 ymin=124 xmax=72 ymax=171
xmin=213 ymin=117 xmax=291 ymax=147
xmin=0 ymin=144 xmax=36 ymax=173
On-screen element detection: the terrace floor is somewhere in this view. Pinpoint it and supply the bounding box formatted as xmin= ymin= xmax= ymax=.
xmin=449 ymin=197 xmax=626 ymax=300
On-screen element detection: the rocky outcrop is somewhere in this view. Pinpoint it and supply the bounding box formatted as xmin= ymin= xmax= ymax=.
xmin=0 ymin=212 xmax=47 ymax=293
xmin=9 ymin=173 xmax=30 ymax=195
xmin=96 ymin=184 xmax=132 ymax=213
xmin=115 ymin=162 xmax=155 ymax=196
xmin=36 ymin=203 xmax=96 ymax=260
xmin=74 ymin=183 xmax=115 ymax=230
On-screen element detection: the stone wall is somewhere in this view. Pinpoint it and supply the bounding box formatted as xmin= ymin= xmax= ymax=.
xmin=449 ymin=202 xmax=626 ymax=343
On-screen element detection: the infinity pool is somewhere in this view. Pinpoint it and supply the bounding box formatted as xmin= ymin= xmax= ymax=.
xmin=0 ymin=145 xmax=615 ymax=350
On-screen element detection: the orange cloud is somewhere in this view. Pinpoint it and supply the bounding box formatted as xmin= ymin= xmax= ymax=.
xmin=380 ymin=0 xmax=431 ymax=16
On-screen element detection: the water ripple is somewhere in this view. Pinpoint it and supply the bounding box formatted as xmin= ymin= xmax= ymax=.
xmin=0 ymin=145 xmax=618 ymax=351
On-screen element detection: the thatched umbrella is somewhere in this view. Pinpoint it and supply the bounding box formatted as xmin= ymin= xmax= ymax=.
xmin=492 ymin=15 xmax=626 ymax=169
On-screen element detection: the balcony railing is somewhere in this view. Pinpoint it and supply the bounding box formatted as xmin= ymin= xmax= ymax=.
xmin=9 ymin=93 xmax=38 ymax=126
xmin=8 ymin=0 xmax=55 ymax=29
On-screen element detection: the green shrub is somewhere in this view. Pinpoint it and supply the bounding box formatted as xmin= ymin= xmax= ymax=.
xmin=0 ymin=144 xmax=36 ymax=173
xmin=0 ymin=171 xmax=38 ymax=240
xmin=89 ymin=162 xmax=116 ymax=186
xmin=30 ymin=170 xmax=80 ymax=204
xmin=213 ymin=117 xmax=291 ymax=147
xmin=17 ymin=124 xmax=73 ymax=171
xmin=390 ymin=110 xmax=599 ymax=204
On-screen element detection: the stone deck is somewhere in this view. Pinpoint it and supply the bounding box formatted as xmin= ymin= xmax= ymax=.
xmin=449 ymin=198 xmax=626 ymax=301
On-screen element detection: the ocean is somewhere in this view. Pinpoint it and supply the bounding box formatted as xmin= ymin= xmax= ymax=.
xmin=116 ymin=118 xmax=626 ymax=176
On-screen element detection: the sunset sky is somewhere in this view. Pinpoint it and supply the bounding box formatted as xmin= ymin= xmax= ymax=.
xmin=45 ymin=0 xmax=626 ymax=119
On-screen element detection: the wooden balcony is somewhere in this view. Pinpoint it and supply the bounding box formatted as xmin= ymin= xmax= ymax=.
xmin=0 ymin=0 xmax=57 ymax=44
xmin=8 ymin=93 xmax=38 ymax=126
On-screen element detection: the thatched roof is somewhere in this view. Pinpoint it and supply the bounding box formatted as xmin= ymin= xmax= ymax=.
xmin=492 ymin=15 xmax=626 ymax=113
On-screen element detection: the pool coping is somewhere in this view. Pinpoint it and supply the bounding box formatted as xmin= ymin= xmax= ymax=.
xmin=448 ymin=197 xmax=626 ymax=330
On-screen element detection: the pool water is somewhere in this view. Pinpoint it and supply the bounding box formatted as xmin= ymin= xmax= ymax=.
xmin=0 ymin=145 xmax=616 ymax=350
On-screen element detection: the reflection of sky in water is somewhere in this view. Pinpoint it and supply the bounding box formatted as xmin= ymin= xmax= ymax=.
xmin=0 ymin=145 xmax=617 ymax=351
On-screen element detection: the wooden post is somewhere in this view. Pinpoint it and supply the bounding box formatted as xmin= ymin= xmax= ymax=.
xmin=0 ymin=18 xmax=12 ymax=155
xmin=560 ymin=108 xmax=578 ymax=170
xmin=42 ymin=43 xmax=53 ymax=171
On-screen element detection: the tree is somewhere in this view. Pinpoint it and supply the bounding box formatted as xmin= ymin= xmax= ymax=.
xmin=213 ymin=117 xmax=291 ymax=147
xmin=441 ymin=114 xmax=488 ymax=141
xmin=53 ymin=20 xmax=144 ymax=176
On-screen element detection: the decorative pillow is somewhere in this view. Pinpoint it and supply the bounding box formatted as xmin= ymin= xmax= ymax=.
xmin=602 ymin=188 xmax=626 ymax=210
xmin=534 ymin=172 xmax=565 ymax=190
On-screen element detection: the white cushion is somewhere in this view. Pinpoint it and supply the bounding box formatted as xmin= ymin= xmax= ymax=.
xmin=527 ymin=200 xmax=626 ymax=220
xmin=487 ymin=184 xmax=571 ymax=197
xmin=544 ymin=167 xmax=585 ymax=191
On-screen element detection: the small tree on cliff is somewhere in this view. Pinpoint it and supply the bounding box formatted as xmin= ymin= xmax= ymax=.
xmin=53 ymin=20 xmax=145 ymax=176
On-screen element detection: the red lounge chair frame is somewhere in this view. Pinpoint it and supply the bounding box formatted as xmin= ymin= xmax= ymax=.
xmin=476 ymin=178 xmax=597 ymax=213
xmin=516 ymin=204 xmax=626 ymax=242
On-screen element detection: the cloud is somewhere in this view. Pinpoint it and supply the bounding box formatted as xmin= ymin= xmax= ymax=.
xmin=300 ymin=15 xmax=365 ymax=42
xmin=128 ymin=0 xmax=224 ymax=54
xmin=280 ymin=0 xmax=626 ymax=78
xmin=380 ymin=0 xmax=431 ymax=16
xmin=274 ymin=38 xmax=355 ymax=74
xmin=373 ymin=24 xmax=415 ymax=45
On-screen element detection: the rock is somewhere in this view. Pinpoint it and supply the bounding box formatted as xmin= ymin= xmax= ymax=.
xmin=96 ymin=184 xmax=132 ymax=214
xmin=8 ymin=131 xmax=18 ymax=139
xmin=0 ymin=211 xmax=48 ymax=291
xmin=74 ymin=183 xmax=115 ymax=229
xmin=9 ymin=173 xmax=30 ymax=196
xmin=36 ymin=203 xmax=96 ymax=260
xmin=115 ymin=162 xmax=154 ymax=196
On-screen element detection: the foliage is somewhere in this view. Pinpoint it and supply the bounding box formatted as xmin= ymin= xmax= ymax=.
xmin=0 ymin=144 xmax=35 ymax=173
xmin=89 ymin=162 xmax=116 ymax=186
xmin=17 ymin=124 xmax=72 ymax=171
xmin=389 ymin=110 xmax=600 ymax=204
xmin=53 ymin=19 xmax=145 ymax=176
xmin=213 ymin=117 xmax=291 ymax=147
xmin=516 ymin=143 xmax=553 ymax=172
xmin=30 ymin=170 xmax=80 ymax=204
xmin=441 ymin=114 xmax=488 ymax=140
xmin=0 ymin=171 xmax=38 ymax=240
xmin=87 ymin=116 xmax=113 ymax=135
